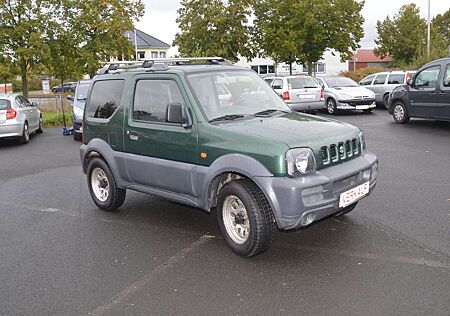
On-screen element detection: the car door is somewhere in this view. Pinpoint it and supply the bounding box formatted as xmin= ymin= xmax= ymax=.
xmin=15 ymin=96 xmax=34 ymax=129
xmin=438 ymin=62 xmax=450 ymax=119
xmin=123 ymin=74 xmax=199 ymax=196
xmin=370 ymin=74 xmax=388 ymax=102
xmin=409 ymin=65 xmax=440 ymax=118
xmin=20 ymin=96 xmax=39 ymax=131
xmin=271 ymin=78 xmax=284 ymax=97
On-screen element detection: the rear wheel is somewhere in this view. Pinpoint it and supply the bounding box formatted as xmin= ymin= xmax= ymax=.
xmin=383 ymin=94 xmax=390 ymax=110
xmin=393 ymin=101 xmax=410 ymax=124
xmin=87 ymin=158 xmax=126 ymax=211
xmin=327 ymin=98 xmax=337 ymax=115
xmin=19 ymin=122 xmax=30 ymax=144
xmin=217 ymin=179 xmax=275 ymax=257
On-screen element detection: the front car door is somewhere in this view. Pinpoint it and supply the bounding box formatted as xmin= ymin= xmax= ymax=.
xmin=438 ymin=62 xmax=450 ymax=119
xmin=123 ymin=74 xmax=198 ymax=196
xmin=409 ymin=65 xmax=440 ymax=118
xmin=370 ymin=74 xmax=388 ymax=103
xmin=20 ymin=96 xmax=39 ymax=131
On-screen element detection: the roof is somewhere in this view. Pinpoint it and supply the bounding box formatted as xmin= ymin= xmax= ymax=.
xmin=350 ymin=49 xmax=393 ymax=63
xmin=125 ymin=29 xmax=170 ymax=49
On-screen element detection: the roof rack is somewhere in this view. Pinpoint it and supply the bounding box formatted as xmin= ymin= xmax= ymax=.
xmin=97 ymin=57 xmax=230 ymax=75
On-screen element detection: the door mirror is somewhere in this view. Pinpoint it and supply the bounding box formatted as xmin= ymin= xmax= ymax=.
xmin=66 ymin=95 xmax=74 ymax=102
xmin=31 ymin=101 xmax=38 ymax=107
xmin=166 ymin=103 xmax=190 ymax=126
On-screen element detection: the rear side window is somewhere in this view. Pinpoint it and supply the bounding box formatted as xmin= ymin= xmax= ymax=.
xmin=360 ymin=75 xmax=375 ymax=85
xmin=272 ymin=79 xmax=283 ymax=89
xmin=0 ymin=99 xmax=11 ymax=110
xmin=288 ymin=77 xmax=318 ymax=89
xmin=387 ymin=74 xmax=405 ymax=84
xmin=87 ymin=80 xmax=124 ymax=119
xmin=133 ymin=79 xmax=185 ymax=123
xmin=373 ymin=74 xmax=387 ymax=85
xmin=443 ymin=64 xmax=450 ymax=88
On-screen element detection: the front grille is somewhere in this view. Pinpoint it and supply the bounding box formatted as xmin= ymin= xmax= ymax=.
xmin=319 ymin=137 xmax=360 ymax=166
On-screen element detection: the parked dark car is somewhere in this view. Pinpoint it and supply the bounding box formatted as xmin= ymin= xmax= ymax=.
xmin=67 ymin=80 xmax=92 ymax=140
xmin=51 ymin=82 xmax=77 ymax=93
xmin=388 ymin=57 xmax=450 ymax=123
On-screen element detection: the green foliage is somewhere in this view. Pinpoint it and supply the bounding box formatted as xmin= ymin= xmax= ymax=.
xmin=0 ymin=55 xmax=18 ymax=86
xmin=375 ymin=4 xmax=427 ymax=66
xmin=174 ymin=0 xmax=255 ymax=62
xmin=253 ymin=0 xmax=365 ymax=75
xmin=339 ymin=66 xmax=393 ymax=82
xmin=42 ymin=111 xmax=73 ymax=128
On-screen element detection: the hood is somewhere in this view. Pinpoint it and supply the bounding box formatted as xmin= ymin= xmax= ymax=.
xmin=214 ymin=112 xmax=360 ymax=149
xmin=329 ymin=86 xmax=374 ymax=97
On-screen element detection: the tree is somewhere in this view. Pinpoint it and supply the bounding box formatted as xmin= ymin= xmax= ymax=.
xmin=0 ymin=55 xmax=18 ymax=92
xmin=374 ymin=4 xmax=427 ymax=65
xmin=69 ymin=0 xmax=145 ymax=77
xmin=253 ymin=0 xmax=364 ymax=75
xmin=431 ymin=9 xmax=450 ymax=55
xmin=174 ymin=0 xmax=255 ymax=62
xmin=0 ymin=0 xmax=53 ymax=97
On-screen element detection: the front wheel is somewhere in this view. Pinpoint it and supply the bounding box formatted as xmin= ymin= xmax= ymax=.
xmin=36 ymin=116 xmax=43 ymax=134
xmin=393 ymin=101 xmax=410 ymax=124
xmin=217 ymin=179 xmax=275 ymax=257
xmin=87 ymin=158 xmax=126 ymax=211
xmin=327 ymin=99 xmax=337 ymax=115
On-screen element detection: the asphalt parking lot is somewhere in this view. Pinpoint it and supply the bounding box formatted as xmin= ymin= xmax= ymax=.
xmin=1 ymin=109 xmax=449 ymax=315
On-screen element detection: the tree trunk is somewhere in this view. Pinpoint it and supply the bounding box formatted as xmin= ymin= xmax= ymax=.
xmin=307 ymin=61 xmax=313 ymax=76
xmin=289 ymin=62 xmax=293 ymax=76
xmin=21 ymin=60 xmax=28 ymax=98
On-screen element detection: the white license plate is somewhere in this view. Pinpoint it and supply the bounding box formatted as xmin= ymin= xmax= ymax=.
xmin=339 ymin=181 xmax=370 ymax=208
xmin=0 ymin=111 xmax=6 ymax=123
xmin=298 ymin=93 xmax=314 ymax=100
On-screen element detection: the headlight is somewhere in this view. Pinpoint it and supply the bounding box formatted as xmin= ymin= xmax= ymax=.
xmin=339 ymin=94 xmax=352 ymax=100
xmin=286 ymin=148 xmax=317 ymax=176
xmin=359 ymin=130 xmax=366 ymax=154
xmin=73 ymin=106 xmax=83 ymax=117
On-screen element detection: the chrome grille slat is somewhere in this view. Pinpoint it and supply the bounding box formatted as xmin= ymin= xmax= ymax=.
xmin=320 ymin=138 xmax=360 ymax=166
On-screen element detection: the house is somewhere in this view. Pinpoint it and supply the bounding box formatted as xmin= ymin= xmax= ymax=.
xmin=124 ymin=29 xmax=170 ymax=59
xmin=236 ymin=50 xmax=348 ymax=77
xmin=348 ymin=49 xmax=392 ymax=71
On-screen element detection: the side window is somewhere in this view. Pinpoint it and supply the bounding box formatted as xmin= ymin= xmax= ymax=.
xmin=87 ymin=80 xmax=124 ymax=119
xmin=133 ymin=79 xmax=185 ymax=123
xmin=443 ymin=64 xmax=450 ymax=88
xmin=360 ymin=75 xmax=375 ymax=86
xmin=373 ymin=74 xmax=387 ymax=85
xmin=387 ymin=74 xmax=405 ymax=85
xmin=415 ymin=65 xmax=440 ymax=89
xmin=271 ymin=79 xmax=283 ymax=89
xmin=315 ymin=78 xmax=325 ymax=89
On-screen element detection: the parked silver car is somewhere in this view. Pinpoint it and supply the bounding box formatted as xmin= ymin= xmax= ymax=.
xmin=265 ymin=75 xmax=324 ymax=112
xmin=315 ymin=77 xmax=376 ymax=115
xmin=359 ymin=71 xmax=416 ymax=109
xmin=0 ymin=94 xmax=43 ymax=144
xmin=67 ymin=80 xmax=92 ymax=141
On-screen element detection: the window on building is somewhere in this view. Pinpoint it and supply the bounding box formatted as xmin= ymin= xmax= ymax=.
xmin=268 ymin=65 xmax=275 ymax=74
xmin=251 ymin=66 xmax=259 ymax=73
xmin=87 ymin=80 xmax=125 ymax=119
xmin=159 ymin=52 xmax=167 ymax=58
xmin=137 ymin=51 xmax=145 ymax=59
xmin=151 ymin=51 xmax=159 ymax=59
xmin=302 ymin=63 xmax=325 ymax=74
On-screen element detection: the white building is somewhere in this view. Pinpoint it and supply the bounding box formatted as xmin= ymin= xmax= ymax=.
xmin=236 ymin=50 xmax=348 ymax=77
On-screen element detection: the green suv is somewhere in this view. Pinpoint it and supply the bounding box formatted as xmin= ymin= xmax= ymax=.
xmin=80 ymin=58 xmax=378 ymax=257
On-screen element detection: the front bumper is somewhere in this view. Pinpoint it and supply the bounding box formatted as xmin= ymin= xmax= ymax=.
xmin=254 ymin=152 xmax=378 ymax=230
xmin=336 ymin=98 xmax=376 ymax=110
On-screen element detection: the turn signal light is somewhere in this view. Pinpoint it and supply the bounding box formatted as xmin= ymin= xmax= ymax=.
xmin=320 ymin=89 xmax=324 ymax=100
xmin=6 ymin=108 xmax=16 ymax=120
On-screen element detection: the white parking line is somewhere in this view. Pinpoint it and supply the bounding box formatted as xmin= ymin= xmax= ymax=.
xmin=88 ymin=234 xmax=214 ymax=316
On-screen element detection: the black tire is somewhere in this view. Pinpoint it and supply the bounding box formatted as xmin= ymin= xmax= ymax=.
xmin=335 ymin=202 xmax=358 ymax=217
xmin=392 ymin=101 xmax=410 ymax=124
xmin=52 ymin=88 xmax=57 ymax=93
xmin=87 ymin=158 xmax=126 ymax=211
xmin=363 ymin=108 xmax=373 ymax=114
xmin=217 ymin=179 xmax=275 ymax=257
xmin=327 ymin=98 xmax=337 ymax=115
xmin=383 ymin=94 xmax=390 ymax=110
xmin=36 ymin=116 xmax=43 ymax=134
xmin=19 ymin=122 xmax=30 ymax=144
xmin=73 ymin=131 xmax=82 ymax=141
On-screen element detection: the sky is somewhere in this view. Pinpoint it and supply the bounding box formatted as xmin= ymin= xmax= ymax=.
xmin=136 ymin=0 xmax=450 ymax=55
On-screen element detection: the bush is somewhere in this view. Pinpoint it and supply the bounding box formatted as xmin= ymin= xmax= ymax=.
xmin=339 ymin=66 xmax=391 ymax=82
xmin=42 ymin=111 xmax=73 ymax=128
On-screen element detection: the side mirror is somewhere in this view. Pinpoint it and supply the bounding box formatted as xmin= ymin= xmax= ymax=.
xmin=67 ymin=95 xmax=74 ymax=102
xmin=166 ymin=103 xmax=190 ymax=127
xmin=31 ymin=101 xmax=38 ymax=107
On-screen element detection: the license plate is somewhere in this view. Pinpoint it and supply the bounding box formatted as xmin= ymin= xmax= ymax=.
xmin=298 ymin=93 xmax=314 ymax=100
xmin=339 ymin=181 xmax=370 ymax=208
xmin=0 ymin=111 xmax=6 ymax=123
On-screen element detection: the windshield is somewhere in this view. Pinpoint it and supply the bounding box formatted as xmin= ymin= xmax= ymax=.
xmin=188 ymin=70 xmax=290 ymax=121
xmin=325 ymin=77 xmax=358 ymax=88
xmin=76 ymin=83 xmax=91 ymax=101
xmin=287 ymin=77 xmax=319 ymax=89
xmin=0 ymin=99 xmax=11 ymax=110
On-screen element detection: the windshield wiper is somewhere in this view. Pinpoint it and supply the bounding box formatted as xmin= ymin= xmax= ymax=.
xmin=209 ymin=114 xmax=246 ymax=122
xmin=254 ymin=109 xmax=290 ymax=116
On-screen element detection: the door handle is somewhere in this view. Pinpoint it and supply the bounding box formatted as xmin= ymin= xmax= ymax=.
xmin=129 ymin=131 xmax=139 ymax=141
